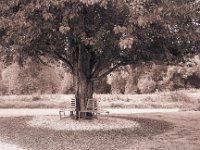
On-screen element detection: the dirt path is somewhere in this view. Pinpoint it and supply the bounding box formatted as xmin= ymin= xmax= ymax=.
xmin=0 ymin=108 xmax=179 ymax=117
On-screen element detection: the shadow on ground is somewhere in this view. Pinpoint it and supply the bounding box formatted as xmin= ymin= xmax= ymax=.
xmin=0 ymin=116 xmax=173 ymax=150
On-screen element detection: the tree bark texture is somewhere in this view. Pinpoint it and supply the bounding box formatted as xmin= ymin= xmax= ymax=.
xmin=75 ymin=45 xmax=94 ymax=119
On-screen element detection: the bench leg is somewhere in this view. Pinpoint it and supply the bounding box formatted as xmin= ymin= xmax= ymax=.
xmin=107 ymin=112 xmax=109 ymax=118
xmin=78 ymin=112 xmax=89 ymax=119
xmin=59 ymin=111 xmax=62 ymax=120
xmin=78 ymin=111 xmax=81 ymax=119
xmin=70 ymin=111 xmax=73 ymax=118
xmin=96 ymin=113 xmax=98 ymax=119
xmin=59 ymin=110 xmax=68 ymax=120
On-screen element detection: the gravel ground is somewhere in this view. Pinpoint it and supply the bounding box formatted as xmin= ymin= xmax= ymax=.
xmin=0 ymin=116 xmax=172 ymax=150
xmin=27 ymin=116 xmax=140 ymax=131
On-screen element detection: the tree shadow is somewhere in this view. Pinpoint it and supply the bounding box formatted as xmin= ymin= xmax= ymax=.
xmin=0 ymin=116 xmax=174 ymax=150
xmin=110 ymin=115 xmax=174 ymax=136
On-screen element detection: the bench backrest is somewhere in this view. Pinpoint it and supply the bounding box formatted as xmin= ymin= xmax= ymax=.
xmin=86 ymin=98 xmax=98 ymax=111
xmin=71 ymin=98 xmax=76 ymax=110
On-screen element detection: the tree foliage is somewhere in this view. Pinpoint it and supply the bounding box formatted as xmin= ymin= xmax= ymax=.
xmin=1 ymin=0 xmax=199 ymax=73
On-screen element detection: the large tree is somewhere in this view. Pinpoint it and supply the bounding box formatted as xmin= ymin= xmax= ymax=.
xmin=0 ymin=0 xmax=200 ymax=118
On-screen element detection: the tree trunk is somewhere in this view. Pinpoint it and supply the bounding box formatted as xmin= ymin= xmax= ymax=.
xmin=74 ymin=44 xmax=94 ymax=119
xmin=75 ymin=76 xmax=94 ymax=119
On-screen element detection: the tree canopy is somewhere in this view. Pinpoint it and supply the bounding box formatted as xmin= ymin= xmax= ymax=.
xmin=1 ymin=0 xmax=135 ymax=79
xmin=1 ymin=0 xmax=199 ymax=75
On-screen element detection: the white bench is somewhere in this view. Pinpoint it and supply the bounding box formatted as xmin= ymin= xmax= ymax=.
xmin=78 ymin=98 xmax=109 ymax=119
xmin=59 ymin=98 xmax=76 ymax=120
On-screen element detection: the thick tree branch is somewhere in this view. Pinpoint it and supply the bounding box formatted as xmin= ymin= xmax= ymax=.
xmin=91 ymin=58 xmax=102 ymax=77
xmin=91 ymin=61 xmax=126 ymax=81
xmin=54 ymin=51 xmax=74 ymax=73
xmin=91 ymin=49 xmax=115 ymax=78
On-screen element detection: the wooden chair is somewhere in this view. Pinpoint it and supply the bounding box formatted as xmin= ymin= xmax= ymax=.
xmin=78 ymin=98 xmax=109 ymax=119
xmin=59 ymin=98 xmax=76 ymax=120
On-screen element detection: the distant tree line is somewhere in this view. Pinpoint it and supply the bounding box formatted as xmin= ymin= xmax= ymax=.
xmin=109 ymin=56 xmax=200 ymax=94
xmin=1 ymin=56 xmax=200 ymax=95
xmin=0 ymin=60 xmax=110 ymax=95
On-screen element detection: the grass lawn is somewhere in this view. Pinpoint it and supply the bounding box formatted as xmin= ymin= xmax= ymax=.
xmin=0 ymin=89 xmax=200 ymax=110
xmin=0 ymin=111 xmax=199 ymax=150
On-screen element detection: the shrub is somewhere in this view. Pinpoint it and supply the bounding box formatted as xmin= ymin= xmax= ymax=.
xmin=107 ymin=71 xmax=127 ymax=94
xmin=124 ymin=73 xmax=138 ymax=94
xmin=137 ymin=76 xmax=157 ymax=93
xmin=170 ymin=91 xmax=192 ymax=103
xmin=37 ymin=65 xmax=61 ymax=94
xmin=1 ymin=62 xmax=62 ymax=95
xmin=1 ymin=63 xmax=21 ymax=94
xmin=32 ymin=95 xmax=41 ymax=101
xmin=59 ymin=72 xmax=74 ymax=94
xmin=110 ymin=102 xmax=126 ymax=108
xmin=0 ymin=80 xmax=7 ymax=95
xmin=94 ymin=78 xmax=111 ymax=94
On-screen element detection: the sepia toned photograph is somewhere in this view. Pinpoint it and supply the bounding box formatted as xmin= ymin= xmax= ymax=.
xmin=0 ymin=0 xmax=200 ymax=149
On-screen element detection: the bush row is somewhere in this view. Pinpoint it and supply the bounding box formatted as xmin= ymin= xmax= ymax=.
xmin=1 ymin=56 xmax=200 ymax=95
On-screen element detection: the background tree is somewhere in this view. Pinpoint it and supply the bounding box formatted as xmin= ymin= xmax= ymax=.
xmin=1 ymin=62 xmax=62 ymax=94
xmin=0 ymin=0 xmax=199 ymax=118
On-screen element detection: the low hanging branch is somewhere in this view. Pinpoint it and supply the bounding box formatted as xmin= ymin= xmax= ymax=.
xmin=54 ymin=51 xmax=74 ymax=74
xmin=91 ymin=61 xmax=126 ymax=81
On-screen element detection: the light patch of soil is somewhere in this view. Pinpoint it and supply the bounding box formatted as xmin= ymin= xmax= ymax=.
xmin=27 ymin=116 xmax=140 ymax=131
xmin=0 ymin=138 xmax=25 ymax=150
